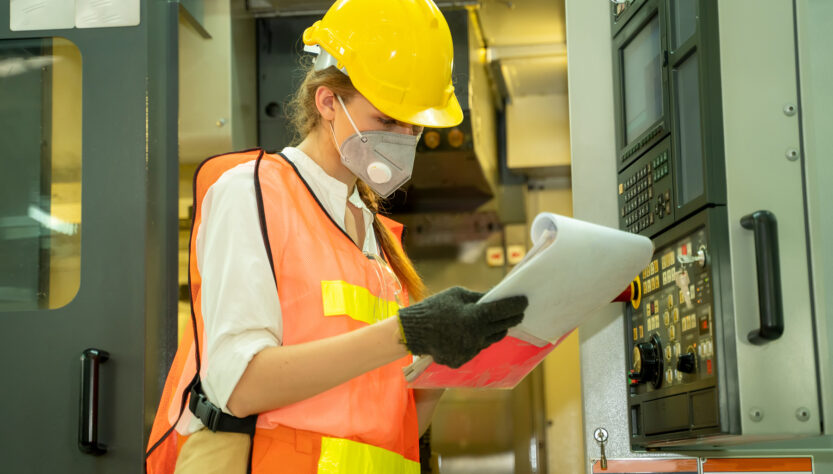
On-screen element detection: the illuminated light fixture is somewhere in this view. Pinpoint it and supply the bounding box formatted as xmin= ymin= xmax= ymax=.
xmin=423 ymin=130 xmax=441 ymax=149
xmin=447 ymin=128 xmax=465 ymax=148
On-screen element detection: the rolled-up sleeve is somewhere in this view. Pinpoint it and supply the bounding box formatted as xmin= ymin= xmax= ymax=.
xmin=195 ymin=162 xmax=282 ymax=415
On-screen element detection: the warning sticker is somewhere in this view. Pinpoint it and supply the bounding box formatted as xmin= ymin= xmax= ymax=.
xmin=702 ymin=457 xmax=813 ymax=473
xmin=592 ymin=458 xmax=698 ymax=473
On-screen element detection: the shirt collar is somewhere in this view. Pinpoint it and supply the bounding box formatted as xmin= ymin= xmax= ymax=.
xmin=280 ymin=146 xmax=373 ymax=223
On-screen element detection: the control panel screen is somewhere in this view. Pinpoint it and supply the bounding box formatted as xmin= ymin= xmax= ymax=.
xmin=673 ymin=52 xmax=705 ymax=207
xmin=624 ymin=14 xmax=663 ymax=144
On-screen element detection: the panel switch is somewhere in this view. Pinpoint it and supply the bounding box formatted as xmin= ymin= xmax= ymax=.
xmin=677 ymin=352 xmax=697 ymax=374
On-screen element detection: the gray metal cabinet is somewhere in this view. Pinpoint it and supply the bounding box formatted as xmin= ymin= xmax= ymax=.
xmin=0 ymin=1 xmax=178 ymax=471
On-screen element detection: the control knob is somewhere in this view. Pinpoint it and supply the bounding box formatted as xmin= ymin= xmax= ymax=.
xmin=677 ymin=352 xmax=697 ymax=374
xmin=629 ymin=334 xmax=663 ymax=389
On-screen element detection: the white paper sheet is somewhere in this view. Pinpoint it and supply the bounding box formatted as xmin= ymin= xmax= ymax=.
xmin=480 ymin=212 xmax=653 ymax=345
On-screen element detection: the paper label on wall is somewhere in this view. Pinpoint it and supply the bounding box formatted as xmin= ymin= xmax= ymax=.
xmin=506 ymin=244 xmax=526 ymax=265
xmin=10 ymin=0 xmax=75 ymax=31
xmin=591 ymin=458 xmax=698 ymax=473
xmin=485 ymin=246 xmax=505 ymax=267
xmin=76 ymin=0 xmax=140 ymax=29
xmin=10 ymin=0 xmax=140 ymax=31
xmin=702 ymin=457 xmax=813 ymax=473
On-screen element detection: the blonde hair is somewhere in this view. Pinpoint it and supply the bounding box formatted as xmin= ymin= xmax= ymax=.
xmin=286 ymin=63 xmax=426 ymax=301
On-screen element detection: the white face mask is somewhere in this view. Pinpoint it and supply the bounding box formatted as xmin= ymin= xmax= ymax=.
xmin=330 ymin=95 xmax=420 ymax=198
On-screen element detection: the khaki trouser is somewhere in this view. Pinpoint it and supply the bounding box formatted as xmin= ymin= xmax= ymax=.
xmin=174 ymin=429 xmax=251 ymax=474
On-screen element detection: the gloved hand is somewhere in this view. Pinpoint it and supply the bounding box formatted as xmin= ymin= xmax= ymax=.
xmin=397 ymin=287 xmax=528 ymax=368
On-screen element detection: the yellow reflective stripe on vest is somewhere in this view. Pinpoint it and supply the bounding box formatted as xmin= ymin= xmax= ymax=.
xmin=321 ymin=280 xmax=399 ymax=324
xmin=317 ymin=437 xmax=420 ymax=474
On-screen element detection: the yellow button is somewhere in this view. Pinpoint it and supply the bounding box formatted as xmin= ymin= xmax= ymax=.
xmin=639 ymin=325 xmax=644 ymax=338
xmin=633 ymin=327 xmax=638 ymax=341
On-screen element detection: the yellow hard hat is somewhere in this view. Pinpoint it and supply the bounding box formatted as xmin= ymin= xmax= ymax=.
xmin=303 ymin=0 xmax=463 ymax=128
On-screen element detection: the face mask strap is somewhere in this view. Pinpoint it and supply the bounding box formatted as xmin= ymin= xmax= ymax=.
xmin=365 ymin=252 xmax=404 ymax=315
xmin=328 ymin=121 xmax=346 ymax=161
xmin=336 ymin=95 xmax=367 ymax=143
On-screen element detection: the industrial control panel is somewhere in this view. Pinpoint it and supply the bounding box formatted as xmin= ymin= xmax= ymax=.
xmin=611 ymin=0 xmax=725 ymax=239
xmin=617 ymin=137 xmax=674 ymax=236
xmin=612 ymin=0 xmax=738 ymax=448
xmin=573 ymin=0 xmax=829 ymax=459
xmin=625 ymin=208 xmax=735 ymax=446
xmin=611 ymin=0 xmax=831 ymax=451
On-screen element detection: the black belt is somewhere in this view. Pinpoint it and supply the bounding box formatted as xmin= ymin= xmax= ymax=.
xmin=189 ymin=381 xmax=258 ymax=436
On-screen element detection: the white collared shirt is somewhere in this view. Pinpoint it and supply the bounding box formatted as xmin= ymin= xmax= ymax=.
xmin=192 ymin=147 xmax=377 ymax=427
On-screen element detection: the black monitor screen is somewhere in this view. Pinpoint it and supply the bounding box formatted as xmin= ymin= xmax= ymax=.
xmin=623 ymin=15 xmax=663 ymax=144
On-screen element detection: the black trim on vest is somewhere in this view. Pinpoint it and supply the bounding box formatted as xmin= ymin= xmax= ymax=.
xmin=273 ymin=151 xmax=383 ymax=255
xmin=254 ymin=150 xmax=278 ymax=284
xmin=146 ymin=148 xmax=264 ymax=469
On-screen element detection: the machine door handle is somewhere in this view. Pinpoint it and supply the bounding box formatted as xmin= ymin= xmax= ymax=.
xmin=79 ymin=348 xmax=109 ymax=455
xmin=740 ymin=210 xmax=784 ymax=344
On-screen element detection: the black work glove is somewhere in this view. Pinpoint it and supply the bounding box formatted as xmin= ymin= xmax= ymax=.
xmin=398 ymin=287 xmax=528 ymax=369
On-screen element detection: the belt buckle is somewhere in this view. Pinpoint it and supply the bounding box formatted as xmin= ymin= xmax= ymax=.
xmin=195 ymin=394 xmax=221 ymax=432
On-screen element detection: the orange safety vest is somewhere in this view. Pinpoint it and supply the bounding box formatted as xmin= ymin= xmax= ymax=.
xmin=146 ymin=149 xmax=420 ymax=473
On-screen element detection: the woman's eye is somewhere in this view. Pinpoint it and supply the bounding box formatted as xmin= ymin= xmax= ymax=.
xmin=378 ymin=117 xmax=397 ymax=126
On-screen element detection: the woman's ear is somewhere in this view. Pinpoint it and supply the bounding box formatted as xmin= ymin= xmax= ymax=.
xmin=315 ymin=86 xmax=337 ymax=122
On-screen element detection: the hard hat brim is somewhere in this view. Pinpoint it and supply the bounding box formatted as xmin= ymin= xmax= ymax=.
xmin=368 ymin=90 xmax=465 ymax=129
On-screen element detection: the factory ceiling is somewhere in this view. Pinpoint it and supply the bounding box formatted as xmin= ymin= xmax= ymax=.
xmin=475 ymin=0 xmax=568 ymax=101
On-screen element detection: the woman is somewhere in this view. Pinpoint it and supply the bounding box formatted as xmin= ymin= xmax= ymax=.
xmin=146 ymin=1 xmax=527 ymax=472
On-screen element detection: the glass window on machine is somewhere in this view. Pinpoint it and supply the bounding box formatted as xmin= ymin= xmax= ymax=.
xmin=0 ymin=38 xmax=82 ymax=311
xmin=623 ymin=14 xmax=663 ymax=144
xmin=671 ymin=0 xmax=698 ymax=50
xmin=673 ymin=52 xmax=704 ymax=206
